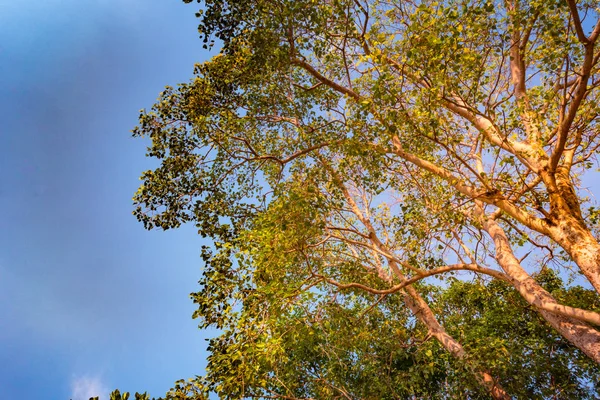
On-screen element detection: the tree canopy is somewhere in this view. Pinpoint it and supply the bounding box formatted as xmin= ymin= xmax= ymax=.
xmin=131 ymin=0 xmax=600 ymax=398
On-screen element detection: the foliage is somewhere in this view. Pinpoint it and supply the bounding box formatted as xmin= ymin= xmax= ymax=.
xmin=191 ymin=270 xmax=600 ymax=399
xmin=131 ymin=0 xmax=600 ymax=398
xmin=109 ymin=275 xmax=600 ymax=398
xmin=88 ymin=385 xmax=207 ymax=400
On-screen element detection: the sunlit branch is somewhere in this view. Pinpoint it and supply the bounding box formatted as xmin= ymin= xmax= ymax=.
xmin=316 ymin=263 xmax=511 ymax=295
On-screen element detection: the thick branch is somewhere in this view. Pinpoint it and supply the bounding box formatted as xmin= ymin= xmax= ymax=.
xmin=442 ymin=97 xmax=541 ymax=168
xmin=382 ymin=54 xmax=539 ymax=167
xmin=567 ymin=0 xmax=592 ymax=44
xmin=389 ymin=136 xmax=551 ymax=235
xmin=291 ymin=58 xmax=360 ymax=100
xmin=480 ymin=209 xmax=600 ymax=360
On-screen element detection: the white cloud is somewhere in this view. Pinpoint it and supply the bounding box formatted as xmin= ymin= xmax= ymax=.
xmin=70 ymin=375 xmax=109 ymax=400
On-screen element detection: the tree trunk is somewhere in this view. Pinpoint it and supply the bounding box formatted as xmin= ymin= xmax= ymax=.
xmin=484 ymin=217 xmax=600 ymax=363
xmin=550 ymin=216 xmax=600 ymax=295
xmin=542 ymin=166 xmax=600 ymax=294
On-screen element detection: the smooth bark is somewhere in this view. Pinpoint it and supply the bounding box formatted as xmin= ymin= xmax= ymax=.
xmin=483 ymin=216 xmax=600 ymax=363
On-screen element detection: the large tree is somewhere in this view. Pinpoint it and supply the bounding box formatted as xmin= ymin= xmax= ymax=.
xmin=133 ymin=0 xmax=600 ymax=398
xmin=113 ymin=275 xmax=600 ymax=398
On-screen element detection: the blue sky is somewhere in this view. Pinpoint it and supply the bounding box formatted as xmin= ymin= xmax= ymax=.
xmin=0 ymin=1 xmax=214 ymax=398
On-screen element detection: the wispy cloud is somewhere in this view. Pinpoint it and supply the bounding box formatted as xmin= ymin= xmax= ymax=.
xmin=70 ymin=375 xmax=109 ymax=400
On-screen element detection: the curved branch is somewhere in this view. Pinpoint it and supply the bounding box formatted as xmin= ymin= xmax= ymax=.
xmin=317 ymin=263 xmax=511 ymax=295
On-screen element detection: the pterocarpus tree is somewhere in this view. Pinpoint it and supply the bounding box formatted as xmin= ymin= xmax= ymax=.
xmin=134 ymin=0 xmax=600 ymax=398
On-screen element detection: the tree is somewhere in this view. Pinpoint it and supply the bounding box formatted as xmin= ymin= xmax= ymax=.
xmin=191 ymin=270 xmax=600 ymax=399
xmin=100 ymin=387 xmax=205 ymax=400
xmin=133 ymin=0 xmax=600 ymax=398
xmin=111 ymin=273 xmax=600 ymax=399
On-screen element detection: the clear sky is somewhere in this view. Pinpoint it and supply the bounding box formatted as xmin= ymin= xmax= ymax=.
xmin=0 ymin=1 xmax=214 ymax=398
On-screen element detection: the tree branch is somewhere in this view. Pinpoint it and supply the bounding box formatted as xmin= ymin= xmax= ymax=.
xmin=388 ymin=136 xmax=551 ymax=235
xmin=317 ymin=263 xmax=511 ymax=295
xmin=567 ymin=0 xmax=591 ymax=44
xmin=291 ymin=58 xmax=360 ymax=100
